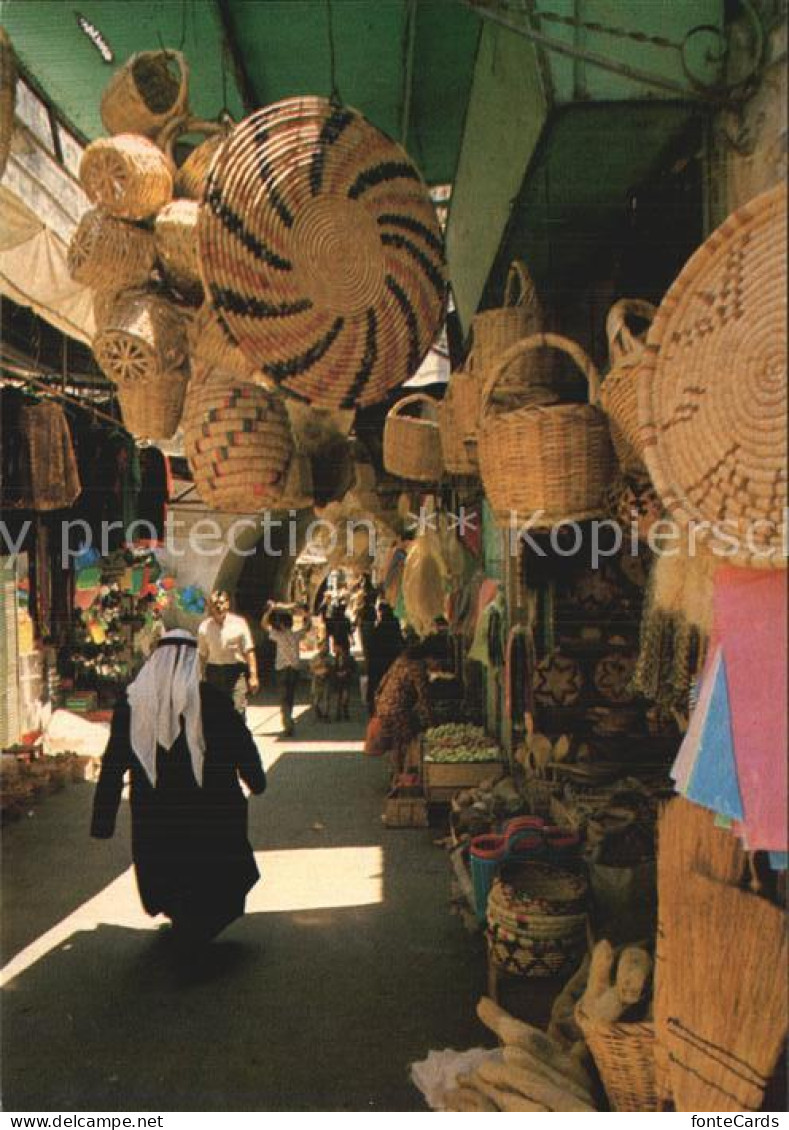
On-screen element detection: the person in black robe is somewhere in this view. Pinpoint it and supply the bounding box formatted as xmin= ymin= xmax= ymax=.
xmin=366 ymin=602 xmax=405 ymax=713
xmin=90 ymin=630 xmax=266 ymax=944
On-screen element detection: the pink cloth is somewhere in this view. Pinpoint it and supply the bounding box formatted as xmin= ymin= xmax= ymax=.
xmin=713 ymin=567 xmax=787 ymax=852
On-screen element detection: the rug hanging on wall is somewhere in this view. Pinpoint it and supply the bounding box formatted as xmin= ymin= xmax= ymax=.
xmin=197 ymin=96 xmax=447 ymax=410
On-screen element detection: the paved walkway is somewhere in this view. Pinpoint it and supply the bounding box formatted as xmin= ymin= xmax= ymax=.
xmin=1 ymin=683 xmax=489 ymax=1111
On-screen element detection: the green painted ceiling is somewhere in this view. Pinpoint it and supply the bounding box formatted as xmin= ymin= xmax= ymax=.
xmin=0 ymin=0 xmax=482 ymax=185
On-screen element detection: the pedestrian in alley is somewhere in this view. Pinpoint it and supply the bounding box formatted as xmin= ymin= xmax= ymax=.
xmin=366 ymin=601 xmax=405 ymax=713
xmin=90 ymin=629 xmax=267 ymax=946
xmin=261 ymin=600 xmax=311 ymax=737
xmin=198 ymin=590 xmax=259 ymax=715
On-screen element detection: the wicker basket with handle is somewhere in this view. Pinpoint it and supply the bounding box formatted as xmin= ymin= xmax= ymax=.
xmin=472 ymin=261 xmax=555 ymax=401
xmin=600 ymin=299 xmax=657 ymax=472
xmin=160 ymin=115 xmax=233 ymax=200
xmin=383 ymin=393 xmax=443 ymax=482
xmin=154 ymin=199 xmax=202 ymax=298
xmin=80 ymin=135 xmax=173 ymax=221
xmin=478 ymin=333 xmax=614 ymax=527
xmin=100 ymin=50 xmax=189 ymax=139
xmin=438 ymin=367 xmax=480 ymax=475
xmin=116 ymin=367 xmax=189 ymax=441
xmin=68 ymin=208 xmax=155 ymax=292
xmin=576 ymin=1006 xmax=658 ymax=1112
xmin=93 ymin=289 xmax=189 ymax=385
xmin=182 ymin=368 xmax=294 ymax=513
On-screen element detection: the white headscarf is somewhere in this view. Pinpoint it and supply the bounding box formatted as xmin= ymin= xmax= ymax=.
xmin=127 ymin=629 xmax=206 ymax=788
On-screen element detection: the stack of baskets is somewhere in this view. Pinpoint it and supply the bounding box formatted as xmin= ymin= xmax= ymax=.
xmin=599 ymin=299 xmax=657 ymax=473
xmin=486 ymin=861 xmax=588 ymax=979
xmin=383 ymin=393 xmax=443 ymax=482
xmin=478 ymin=332 xmax=614 ymax=526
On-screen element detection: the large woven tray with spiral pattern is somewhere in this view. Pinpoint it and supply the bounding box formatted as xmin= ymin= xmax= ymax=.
xmin=197 ymin=96 xmax=447 ymax=410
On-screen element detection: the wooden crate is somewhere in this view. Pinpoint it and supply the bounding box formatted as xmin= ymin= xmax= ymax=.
xmin=383 ymin=792 xmax=429 ymax=828
xmin=422 ymin=758 xmax=505 ymax=803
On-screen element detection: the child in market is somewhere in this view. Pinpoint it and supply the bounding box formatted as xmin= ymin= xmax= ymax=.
xmin=332 ymin=639 xmax=356 ymax=721
xmin=310 ymin=634 xmax=334 ymax=721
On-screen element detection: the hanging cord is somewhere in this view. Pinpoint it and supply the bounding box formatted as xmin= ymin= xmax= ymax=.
xmin=326 ymin=0 xmax=342 ymax=105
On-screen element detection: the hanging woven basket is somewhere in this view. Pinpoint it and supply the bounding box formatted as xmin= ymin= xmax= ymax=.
xmin=478 ymin=333 xmax=614 ymax=527
xmin=154 ymin=198 xmax=202 ymax=298
xmin=160 ymin=115 xmax=233 ymax=200
xmin=639 ymin=181 xmax=787 ymax=569
xmin=600 ymin=299 xmax=657 ymax=472
xmin=439 ymin=367 xmax=480 ymax=475
xmin=0 ymin=27 xmax=17 ymax=180
xmin=188 ymin=301 xmax=259 ymax=380
xmin=383 ymin=393 xmax=443 ymax=482
xmin=100 ymin=50 xmax=189 ymax=139
xmin=197 ymin=96 xmax=447 ymax=409
xmin=80 ymin=135 xmax=173 ymax=221
xmin=182 ymin=368 xmax=294 ymax=513
xmin=68 ymin=208 xmax=155 ymax=291
xmin=93 ymin=289 xmax=189 ymax=385
xmin=116 ymin=367 xmax=189 ymax=441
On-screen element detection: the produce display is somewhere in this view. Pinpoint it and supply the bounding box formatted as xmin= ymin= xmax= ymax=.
xmin=424 ymin=724 xmax=502 ymax=764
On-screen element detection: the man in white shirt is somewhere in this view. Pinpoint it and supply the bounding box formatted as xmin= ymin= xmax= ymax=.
xmin=198 ymin=590 xmax=259 ymax=715
xmin=261 ymin=600 xmax=310 ymax=737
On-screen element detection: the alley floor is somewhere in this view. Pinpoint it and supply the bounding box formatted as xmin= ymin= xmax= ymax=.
xmin=1 ymin=683 xmax=491 ymax=1112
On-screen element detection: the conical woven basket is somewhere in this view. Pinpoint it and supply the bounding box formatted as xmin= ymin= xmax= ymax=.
xmin=94 ymin=289 xmax=189 ymax=385
xmin=182 ymin=368 xmax=294 ymax=513
xmin=68 ymin=208 xmax=155 ymax=291
xmin=600 ymin=299 xmax=657 ymax=472
xmin=80 ymin=135 xmax=173 ymax=221
xmin=383 ymin=393 xmax=443 ymax=482
xmin=0 ymin=27 xmax=17 ymax=180
xmin=160 ymin=115 xmax=233 ymax=201
xmin=197 ymin=96 xmax=446 ymax=409
xmin=100 ymin=50 xmax=189 ymax=139
xmin=154 ymin=199 xmax=202 ymax=297
xmin=116 ymin=366 xmax=189 ymax=441
xmin=639 ymin=182 xmax=787 ymax=569
xmin=478 ymin=333 xmax=614 ymax=527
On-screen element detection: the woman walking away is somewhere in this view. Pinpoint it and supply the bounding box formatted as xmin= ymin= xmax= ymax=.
xmin=366 ymin=602 xmax=404 ymax=713
xmin=90 ymin=630 xmax=266 ymax=945
xmin=261 ymin=601 xmax=311 ymax=737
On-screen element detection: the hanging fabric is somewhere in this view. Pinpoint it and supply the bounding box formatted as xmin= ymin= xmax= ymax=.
xmin=2 ymin=397 xmax=81 ymax=511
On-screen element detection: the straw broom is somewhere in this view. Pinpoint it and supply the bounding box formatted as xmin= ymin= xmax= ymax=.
xmin=665 ymin=871 xmax=787 ymax=1111
xmin=654 ymin=798 xmax=747 ymax=1105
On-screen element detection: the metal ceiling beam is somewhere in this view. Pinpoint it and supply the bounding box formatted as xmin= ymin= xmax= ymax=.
xmin=214 ymin=0 xmax=259 ymax=113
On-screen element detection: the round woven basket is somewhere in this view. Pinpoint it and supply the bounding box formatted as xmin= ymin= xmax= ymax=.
xmin=197 ymin=96 xmax=447 ymax=409
xmin=438 ymin=370 xmax=479 ymax=475
xmin=93 ymin=289 xmax=189 ymax=385
xmin=116 ymin=366 xmax=189 ymax=441
xmin=80 ymin=135 xmax=173 ymax=221
xmin=160 ymin=116 xmax=233 ymax=200
xmin=0 ymin=27 xmax=17 ymax=180
xmin=100 ymin=50 xmax=189 ymax=139
xmin=600 ymin=299 xmax=657 ymax=471
xmin=154 ymin=199 xmax=202 ymax=297
xmin=182 ymin=368 xmax=294 ymax=513
xmin=68 ymin=208 xmax=155 ymax=291
xmin=576 ymin=1007 xmax=658 ymax=1112
xmin=639 ymin=182 xmax=787 ymax=569
xmin=383 ymin=393 xmax=443 ymax=482
xmin=188 ymin=302 xmax=259 ymax=380
xmin=478 ymin=333 xmax=614 ymax=527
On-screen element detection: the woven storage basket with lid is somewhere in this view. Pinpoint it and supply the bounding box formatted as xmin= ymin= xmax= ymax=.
xmin=160 ymin=115 xmax=233 ymax=200
xmin=116 ymin=367 xmax=189 ymax=441
xmin=100 ymin=50 xmax=189 ymax=139
xmin=154 ymin=199 xmax=202 ymax=297
xmin=639 ymin=181 xmax=787 ymax=568
xmin=576 ymin=1007 xmax=658 ymax=1112
xmin=182 ymin=368 xmax=293 ymax=513
xmin=93 ymin=289 xmax=189 ymax=385
xmin=383 ymin=393 xmax=443 ymax=482
xmin=0 ymin=27 xmax=17 ymax=180
xmin=600 ymin=299 xmax=657 ymax=471
xmin=197 ymin=96 xmax=446 ymax=410
xmin=68 ymin=208 xmax=155 ymax=291
xmin=80 ymin=135 xmax=173 ymax=221
xmin=478 ymin=332 xmax=614 ymax=526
